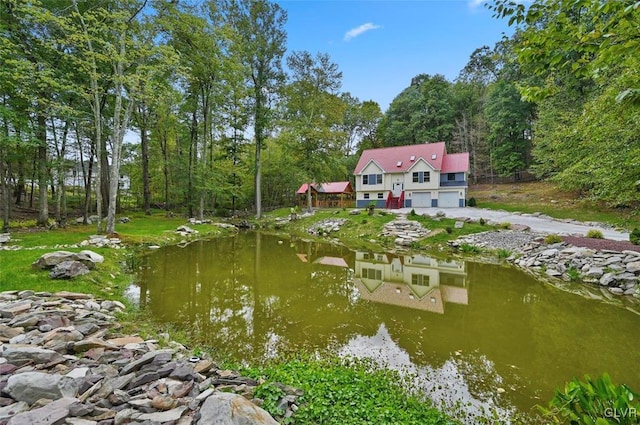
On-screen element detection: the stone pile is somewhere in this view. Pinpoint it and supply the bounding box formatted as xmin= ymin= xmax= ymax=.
xmin=381 ymin=217 xmax=430 ymax=246
xmin=80 ymin=236 xmax=122 ymax=249
xmin=307 ymin=218 xmax=347 ymax=236
xmin=0 ymin=291 xmax=300 ymax=425
xmin=0 ymin=234 xmax=9 ymax=245
xmin=511 ymin=242 xmax=640 ymax=296
xmin=31 ymin=250 xmax=105 ymax=280
xmin=449 ymin=230 xmax=540 ymax=252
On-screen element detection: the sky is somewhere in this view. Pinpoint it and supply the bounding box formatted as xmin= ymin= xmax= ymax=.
xmin=277 ymin=0 xmax=514 ymax=112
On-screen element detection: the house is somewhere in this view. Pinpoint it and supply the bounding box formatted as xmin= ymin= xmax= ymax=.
xmin=353 ymin=251 xmax=468 ymax=314
xmin=296 ymin=181 xmax=355 ymax=209
xmin=353 ymin=142 xmax=469 ymax=208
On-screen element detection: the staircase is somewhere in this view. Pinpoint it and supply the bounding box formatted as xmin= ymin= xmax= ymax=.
xmin=385 ymin=191 xmax=405 ymax=209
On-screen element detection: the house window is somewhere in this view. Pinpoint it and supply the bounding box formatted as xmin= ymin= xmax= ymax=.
xmin=411 ymin=274 xmax=430 ymax=286
xmin=377 ymin=193 xmax=383 ymax=199
xmin=362 ymin=268 xmax=382 ymax=280
xmin=448 ymin=173 xmax=457 ymax=181
xmin=362 ymin=174 xmax=382 ymax=185
xmin=364 ymin=193 xmax=370 ymax=199
xmin=412 ymin=171 xmax=430 ymax=183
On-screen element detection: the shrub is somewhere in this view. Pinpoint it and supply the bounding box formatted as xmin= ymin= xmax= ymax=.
xmin=445 ymin=227 xmax=453 ymax=234
xmin=409 ymin=209 xmax=416 ymax=216
xmin=630 ymin=228 xmax=640 ymax=245
xmin=499 ymin=222 xmax=511 ymax=230
xmin=544 ymin=234 xmax=564 ymax=244
xmin=586 ymin=229 xmax=604 ymax=239
xmin=479 ymin=217 xmax=486 ymax=226
xmin=467 ymin=197 xmax=477 ymax=207
xmin=539 ymin=373 xmax=640 ymax=425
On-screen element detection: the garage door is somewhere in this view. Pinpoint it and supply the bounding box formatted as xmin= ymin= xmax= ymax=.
xmin=438 ymin=191 xmax=459 ymax=208
xmin=412 ymin=192 xmax=431 ymax=207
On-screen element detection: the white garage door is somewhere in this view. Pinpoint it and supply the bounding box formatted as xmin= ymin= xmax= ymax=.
xmin=412 ymin=192 xmax=431 ymax=208
xmin=438 ymin=191 xmax=459 ymax=208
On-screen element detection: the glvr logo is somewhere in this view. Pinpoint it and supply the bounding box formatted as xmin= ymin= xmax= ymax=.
xmin=604 ymin=407 xmax=638 ymax=419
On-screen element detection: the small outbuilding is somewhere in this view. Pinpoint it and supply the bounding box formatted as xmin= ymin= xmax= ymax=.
xmin=296 ymin=182 xmax=355 ymax=209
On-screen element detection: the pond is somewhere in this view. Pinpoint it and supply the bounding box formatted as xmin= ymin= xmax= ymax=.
xmin=131 ymin=232 xmax=640 ymax=423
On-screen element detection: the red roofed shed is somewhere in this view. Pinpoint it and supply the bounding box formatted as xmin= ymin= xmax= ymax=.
xmin=296 ymin=181 xmax=355 ymax=209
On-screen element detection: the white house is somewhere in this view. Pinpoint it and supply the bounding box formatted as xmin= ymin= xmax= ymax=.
xmin=353 ymin=142 xmax=469 ymax=208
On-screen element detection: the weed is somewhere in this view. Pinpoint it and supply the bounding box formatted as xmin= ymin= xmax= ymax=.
xmin=460 ymin=243 xmax=482 ymax=254
xmin=479 ymin=218 xmax=486 ymax=226
xmin=499 ymin=222 xmax=512 ymax=230
xmin=566 ymin=267 xmax=581 ymax=282
xmin=586 ymin=229 xmax=604 ymax=239
xmin=544 ymin=234 xmax=563 ymax=244
xmin=629 ymin=228 xmax=640 ymax=245
xmin=467 ymin=197 xmax=477 ymax=207
xmin=445 ymin=227 xmax=453 ymax=234
xmin=410 ymin=209 xmax=416 ymax=216
xmin=253 ymin=382 xmax=286 ymax=417
xmin=497 ymin=248 xmax=512 ymax=259
xmin=539 ymin=373 xmax=640 ymax=424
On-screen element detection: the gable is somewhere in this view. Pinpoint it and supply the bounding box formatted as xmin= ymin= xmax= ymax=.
xmin=353 ymin=142 xmax=446 ymax=174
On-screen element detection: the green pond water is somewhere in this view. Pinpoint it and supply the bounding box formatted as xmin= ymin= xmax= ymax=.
xmin=132 ymin=232 xmax=640 ymax=423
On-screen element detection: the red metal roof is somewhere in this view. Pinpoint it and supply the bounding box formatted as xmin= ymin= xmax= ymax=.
xmin=441 ymin=152 xmax=470 ymax=173
xmin=353 ymin=142 xmax=468 ymax=174
xmin=296 ymin=181 xmax=353 ymax=194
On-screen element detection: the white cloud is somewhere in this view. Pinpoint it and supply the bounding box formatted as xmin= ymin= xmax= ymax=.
xmin=344 ymin=22 xmax=382 ymax=41
xmin=468 ymin=0 xmax=485 ymax=10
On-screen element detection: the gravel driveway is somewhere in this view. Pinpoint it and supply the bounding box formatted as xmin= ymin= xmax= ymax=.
xmin=395 ymin=207 xmax=630 ymax=241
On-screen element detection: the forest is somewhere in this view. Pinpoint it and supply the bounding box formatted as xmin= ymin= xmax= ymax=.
xmin=0 ymin=0 xmax=638 ymax=233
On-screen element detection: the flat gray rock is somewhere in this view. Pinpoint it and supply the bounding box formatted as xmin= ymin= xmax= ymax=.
xmin=5 ymin=372 xmax=78 ymax=405
xmin=7 ymin=397 xmax=78 ymax=425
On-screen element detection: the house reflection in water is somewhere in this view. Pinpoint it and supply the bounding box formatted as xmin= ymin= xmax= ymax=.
xmin=354 ymin=252 xmax=468 ymax=314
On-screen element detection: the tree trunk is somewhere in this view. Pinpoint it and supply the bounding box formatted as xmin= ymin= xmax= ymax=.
xmin=36 ymin=113 xmax=48 ymax=227
xmin=141 ymin=121 xmax=151 ymax=215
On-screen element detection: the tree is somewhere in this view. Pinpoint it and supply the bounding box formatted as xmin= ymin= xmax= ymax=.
xmin=485 ymin=79 xmax=534 ymax=178
xmin=225 ymin=0 xmax=287 ymax=218
xmin=281 ymin=51 xmax=345 ymax=211
xmin=382 ymin=74 xmax=455 ymax=147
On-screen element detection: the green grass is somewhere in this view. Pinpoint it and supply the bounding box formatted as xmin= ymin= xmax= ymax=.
xmin=243 ymin=356 xmax=459 ymax=425
xmin=406 ymin=215 xmax=491 ymax=246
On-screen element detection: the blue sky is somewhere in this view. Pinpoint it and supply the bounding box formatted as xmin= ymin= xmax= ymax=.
xmin=278 ymin=0 xmax=513 ymax=112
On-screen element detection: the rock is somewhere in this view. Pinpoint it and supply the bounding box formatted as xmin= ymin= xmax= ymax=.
xmin=0 ymin=324 xmax=24 ymax=341
xmin=0 ymin=300 xmax=32 ymax=318
xmin=54 ymin=291 xmax=92 ymax=300
xmin=32 ymin=251 xmax=78 ymax=269
xmin=626 ymin=261 xmax=640 ymax=273
xmin=454 ymin=221 xmax=464 ymax=229
xmin=2 ymin=346 xmax=65 ymax=365
xmin=0 ymin=402 xmax=30 ymax=421
xmin=50 ymin=261 xmax=91 ymax=279
xmin=584 ymin=267 xmax=604 ymax=278
xmin=77 ymin=250 xmax=105 ymax=265
xmin=197 ymin=392 xmax=278 ymax=425
xmin=152 ymin=395 xmax=179 ymax=410
xmin=599 ymin=273 xmax=616 ymax=286
xmin=0 ymin=233 xmax=10 ymax=244
xmin=73 ymin=338 xmax=119 ymax=352
xmin=120 ymin=349 xmax=175 ymax=375
xmin=5 ymin=372 xmax=79 ymax=405
xmin=7 ymin=397 xmax=78 ymax=425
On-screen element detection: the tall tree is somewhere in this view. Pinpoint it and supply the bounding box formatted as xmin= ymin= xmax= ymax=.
xmin=282 ymin=51 xmax=345 ymax=211
xmin=225 ymin=0 xmax=287 ymax=218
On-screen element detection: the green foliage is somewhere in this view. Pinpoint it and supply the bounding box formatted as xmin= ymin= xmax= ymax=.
xmin=479 ymin=217 xmax=486 ymax=226
xmin=382 ymin=74 xmax=456 ymax=146
xmin=460 ymin=243 xmax=482 ymax=254
xmin=539 ymin=373 xmax=640 ymax=425
xmin=497 ymin=248 xmax=511 ymax=259
xmin=544 ymin=234 xmax=564 ymax=244
xmin=467 ymin=197 xmax=477 ymax=207
xmin=445 ymin=227 xmax=453 ymax=234
xmin=410 ymin=209 xmax=417 ymax=216
xmin=630 ymin=228 xmax=640 ymax=246
xmin=586 ymin=229 xmax=604 ymax=239
xmin=566 ymin=267 xmax=581 ymax=282
xmin=253 ymin=382 xmax=286 ymax=417
xmin=243 ymin=356 xmax=459 ymax=425
xmin=498 ymin=222 xmax=511 ymax=229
